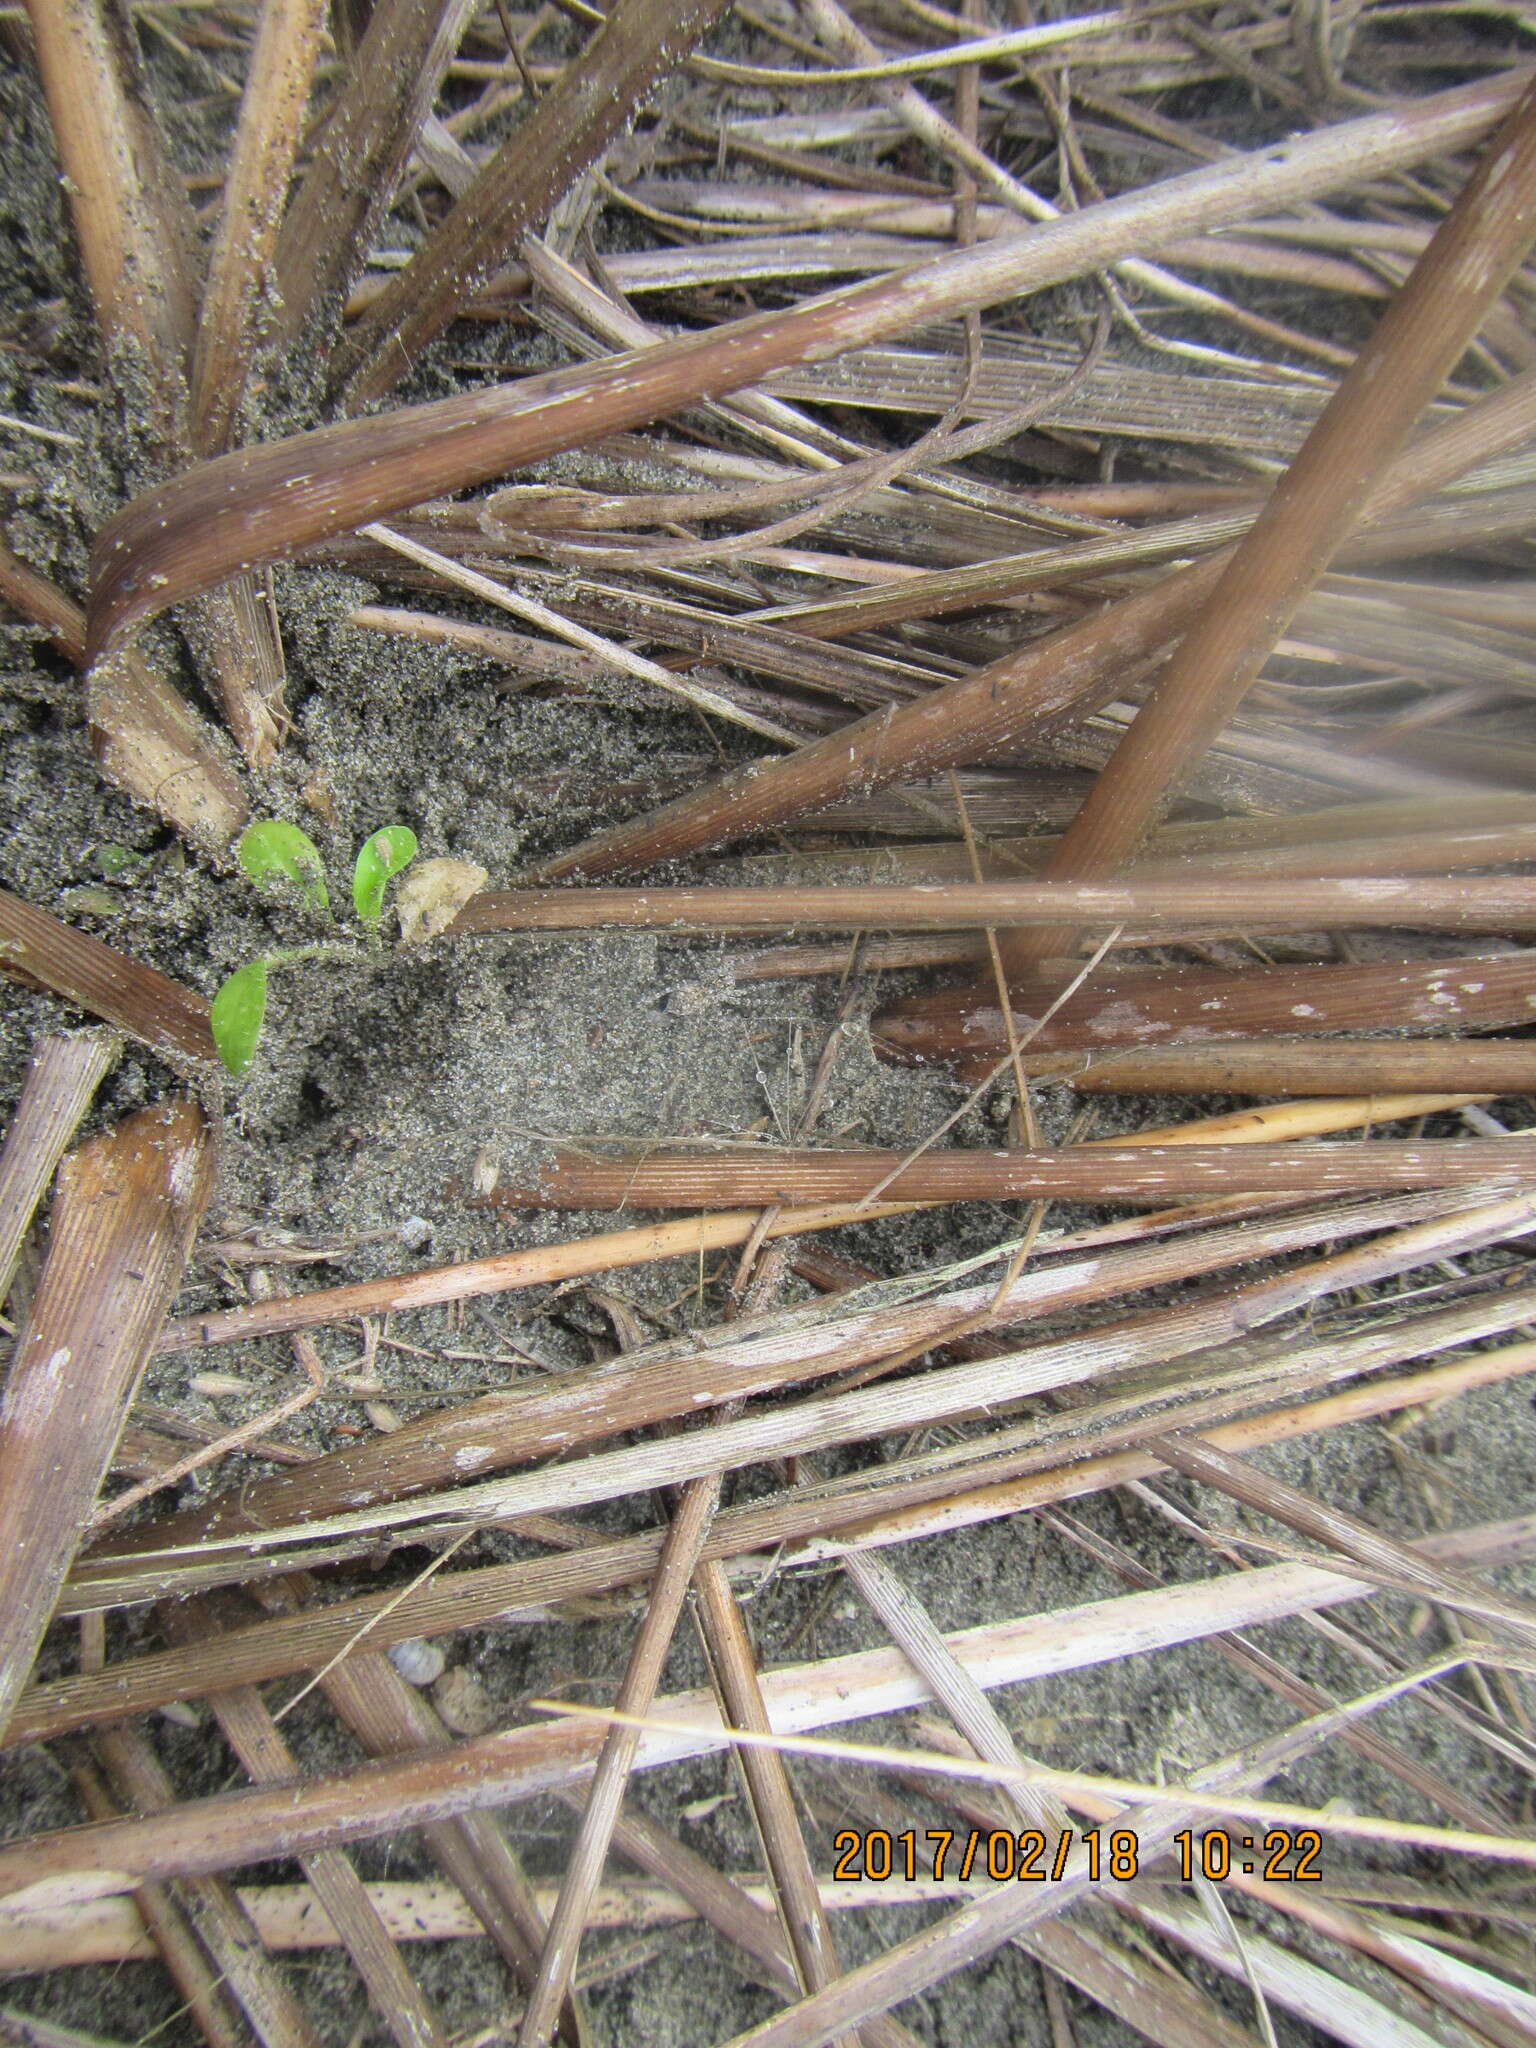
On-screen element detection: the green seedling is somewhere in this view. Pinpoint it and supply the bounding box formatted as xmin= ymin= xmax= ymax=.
xmin=353 ymin=826 xmax=418 ymax=942
xmin=211 ymin=820 xmax=419 ymax=1076
xmin=237 ymin=819 xmax=330 ymax=913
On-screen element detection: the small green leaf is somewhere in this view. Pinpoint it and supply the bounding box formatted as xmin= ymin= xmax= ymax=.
xmin=238 ymin=820 xmax=329 ymax=913
xmin=352 ymin=826 xmax=418 ymax=929
xmin=93 ymin=842 xmax=145 ymax=878
xmin=211 ymin=960 xmax=268 ymax=1076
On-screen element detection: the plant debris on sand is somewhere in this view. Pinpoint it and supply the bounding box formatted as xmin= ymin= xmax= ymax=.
xmin=5 ymin=3 xmax=1536 ymax=2045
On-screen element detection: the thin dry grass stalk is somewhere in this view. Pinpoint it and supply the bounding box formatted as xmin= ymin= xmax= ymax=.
xmin=0 ymin=1099 xmax=213 ymax=1738
xmin=0 ymin=888 xmax=217 ymax=1065
xmin=189 ymin=0 xmax=328 ymax=452
xmin=450 ymin=876 xmax=1536 ymax=937
xmin=0 ymin=1030 xmax=119 ymax=1307
xmin=1007 ymin=1039 xmax=1536 ymax=1095
xmin=337 ymin=0 xmax=736 ymax=403
xmin=24 ymin=1318 xmax=1536 ymax=1739
xmin=159 ymin=1600 xmax=450 ymax=2048
xmin=0 ymin=1514 xmax=1525 ymax=1916
xmin=995 ymin=77 xmax=1536 ymax=981
xmin=86 ymin=68 xmax=1531 ymax=653
xmin=528 ymin=365 xmax=1536 ymax=881
xmin=88 ymin=1193 xmax=1536 ymax=1580
xmin=125 ymin=1187 xmax=1466 ymax=1555
xmin=514 ymin=1142 xmax=1536 ymax=1208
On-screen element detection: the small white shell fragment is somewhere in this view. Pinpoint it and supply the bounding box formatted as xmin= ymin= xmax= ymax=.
xmin=398 ymin=1215 xmax=433 ymax=1252
xmin=388 ymin=1637 xmax=446 ymax=1687
xmin=189 ymin=1371 xmax=251 ymax=1398
xmin=432 ymin=1666 xmax=495 ymax=1735
xmin=395 ymin=858 xmax=489 ymax=944
xmin=158 ymin=1700 xmax=201 ymax=1729
xmin=471 ymin=1147 xmax=501 ymax=1198
xmin=365 ymin=1401 xmax=402 ymax=1434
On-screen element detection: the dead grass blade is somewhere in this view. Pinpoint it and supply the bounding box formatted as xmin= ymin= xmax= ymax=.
xmin=1009 ymin=1039 xmax=1536 ymax=1096
xmin=190 ymin=0 xmax=327 ymax=451
xmin=0 ymin=1030 xmax=119 ymax=1308
xmin=159 ymin=1599 xmax=451 ymax=2048
xmin=451 ymin=875 xmax=1536 ymax=937
xmin=996 ymin=76 xmax=1536 ymax=981
xmin=86 ymin=69 xmax=1531 ymax=654
xmin=0 ymin=1098 xmax=213 ymax=1737
xmin=130 ymin=1188 xmax=1468 ymax=1553
xmin=271 ymin=0 xmax=479 ymax=348
xmin=2 ymin=1514 xmax=1526 ymax=1918
xmin=516 ymin=1141 xmax=1536 ymax=1208
xmin=23 ymin=1334 xmax=1536 ymax=1742
xmin=0 ymin=888 xmax=217 ymax=1064
xmin=338 ymin=0 xmax=736 ymax=403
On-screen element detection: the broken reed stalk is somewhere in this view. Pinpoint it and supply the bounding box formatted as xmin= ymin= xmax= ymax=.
xmin=0 ymin=888 xmax=217 ymax=1065
xmin=875 ymin=952 xmax=1536 ymax=1070
xmin=449 ymin=875 xmax=1536 ymax=936
xmin=337 ymin=0 xmax=736 ymax=403
xmin=994 ymin=77 xmax=1536 ymax=983
xmin=155 ymin=1197 xmax=923 ymax=1354
xmin=190 ymin=0 xmax=328 ymax=452
xmin=126 ymin=1187 xmax=1470 ymax=1552
xmin=88 ymin=1192 xmax=1536 ymax=1576
xmin=86 ymin=68 xmax=1532 ymax=653
xmin=0 ymin=1030 xmax=119 ymax=1306
xmin=159 ymin=1600 xmax=451 ymax=2048
xmin=515 ymin=1474 xmax=724 ymax=2048
xmin=28 ymin=1322 xmax=1536 ymax=1736
xmin=249 ymin=1577 xmax=585 ymax=2047
xmin=516 ymin=1143 xmax=1536 ymax=1209
xmin=530 ymin=365 xmax=1536 ymax=882
xmin=70 ymin=1761 xmax=258 ymax=2048
xmin=0 ymin=1101 xmax=213 ymax=1739
xmin=1009 ymin=1039 xmax=1536 ymax=1095
xmin=1 ymin=1513 xmax=1525 ymax=1913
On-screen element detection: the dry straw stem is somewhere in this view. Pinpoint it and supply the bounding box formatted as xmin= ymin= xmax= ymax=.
xmin=91 ymin=1723 xmax=328 ymax=2048
xmin=0 ymin=1513 xmax=1525 ymax=1919
xmin=517 ymin=1142 xmax=1536 ymax=1208
xmin=0 ymin=888 xmax=216 ymax=1065
xmin=0 ymin=1099 xmax=213 ymax=1739
xmin=88 ymin=1191 xmax=1536 ymax=1576
xmin=155 ymin=1197 xmax=923 ymax=1354
xmin=451 ymin=875 xmax=1536 ymax=938
xmin=0 ymin=1030 xmax=119 ymax=1307
xmin=272 ymin=0 xmax=479 ymax=347
xmin=122 ymin=1186 xmax=1466 ymax=1555
xmin=1005 ymin=1039 xmax=1536 ymax=1095
xmin=251 ymin=1578 xmax=587 ymax=2048
xmin=190 ymin=0 xmax=328 ymax=452
xmin=531 ymin=369 xmax=1536 ymax=882
xmin=158 ymin=1600 xmax=450 ymax=2048
xmin=70 ymin=1760 xmax=250 ymax=2048
xmin=25 ymin=1306 xmax=1536 ymax=1741
xmin=337 ymin=0 xmax=737 ymax=404
xmin=995 ymin=77 xmax=1536 ymax=982
xmin=515 ymin=1474 xmax=724 ymax=2048
xmin=875 ymin=952 xmax=1536 ymax=1069
xmin=85 ymin=68 xmax=1531 ymax=654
